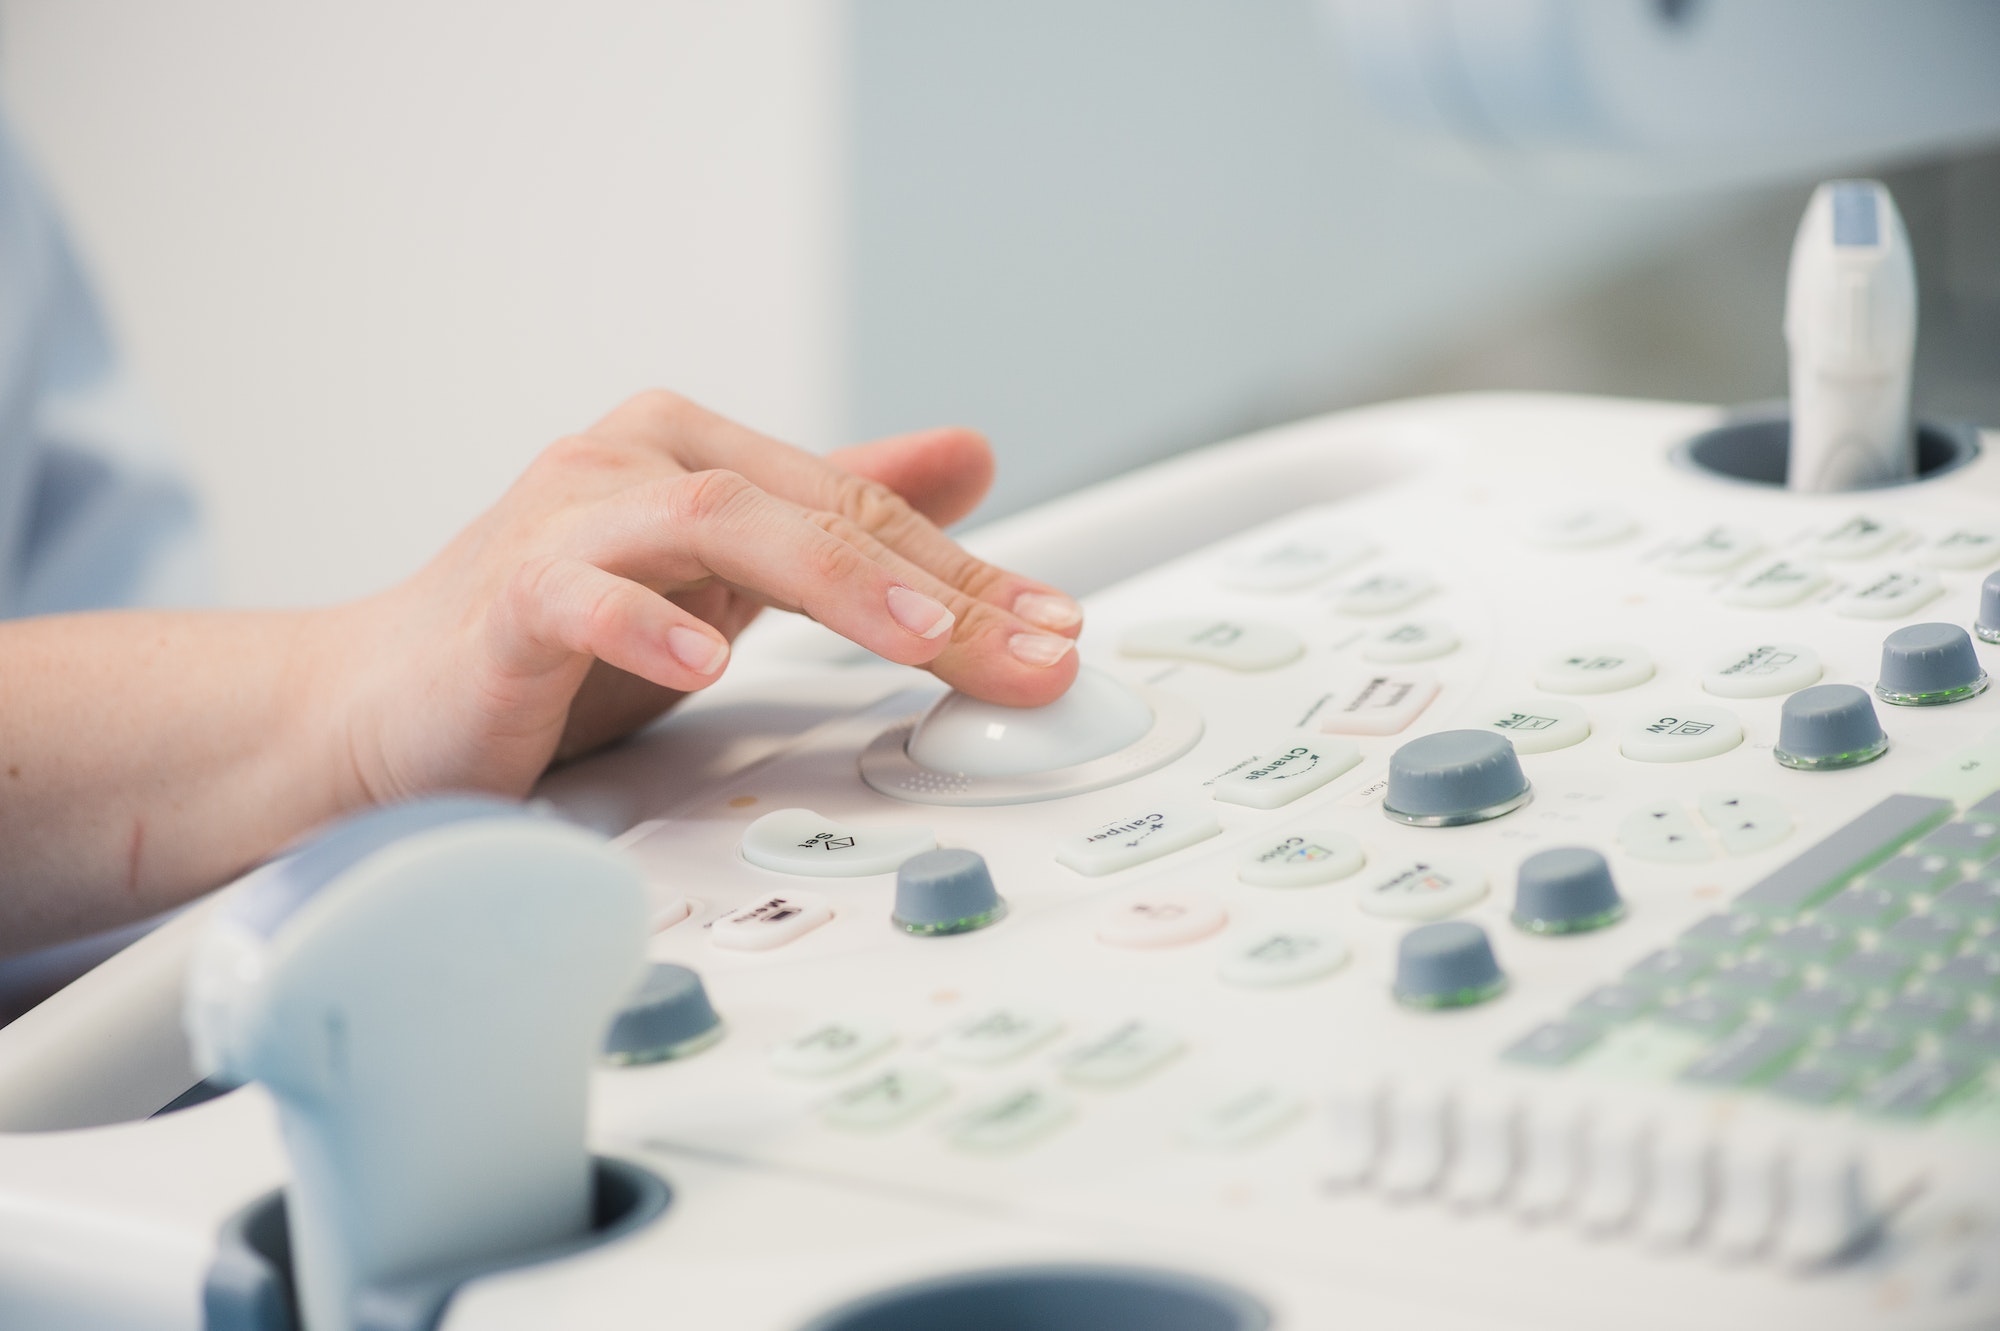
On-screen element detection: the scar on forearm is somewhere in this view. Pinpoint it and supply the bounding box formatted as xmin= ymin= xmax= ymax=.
xmin=126 ymin=818 xmax=145 ymax=895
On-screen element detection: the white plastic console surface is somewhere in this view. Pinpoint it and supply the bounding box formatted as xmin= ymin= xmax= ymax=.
xmin=4 ymin=394 xmax=1999 ymax=1331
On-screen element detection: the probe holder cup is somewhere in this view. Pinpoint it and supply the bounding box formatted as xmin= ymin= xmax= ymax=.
xmin=203 ymin=1156 xmax=669 ymax=1331
xmin=1673 ymin=407 xmax=1978 ymax=489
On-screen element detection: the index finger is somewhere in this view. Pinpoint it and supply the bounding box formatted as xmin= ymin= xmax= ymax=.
xmin=590 ymin=392 xmax=1084 ymax=636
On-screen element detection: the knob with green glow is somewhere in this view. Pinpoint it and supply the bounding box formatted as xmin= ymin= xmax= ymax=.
xmin=893 ymin=848 xmax=1008 ymax=936
xmin=1875 ymin=622 xmax=1990 ymax=706
xmin=1774 ymin=683 xmax=1888 ymax=770
xmin=1393 ymin=921 xmax=1508 ymax=1009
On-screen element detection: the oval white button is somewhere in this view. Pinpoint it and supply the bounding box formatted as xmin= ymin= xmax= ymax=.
xmin=1808 ymin=514 xmax=1904 ymax=560
xmin=1237 ymin=824 xmax=1365 ymax=887
xmin=1720 ymin=558 xmax=1829 ymax=608
xmin=1618 ymin=705 xmax=1743 ymax=763
xmin=1920 ymin=523 xmax=2000 ymax=569
xmin=1119 ymin=617 xmax=1304 ymax=671
xmin=1701 ymin=643 xmax=1822 ymax=698
xmin=1220 ymin=533 xmax=1373 ymax=591
xmin=1333 ymin=567 xmax=1436 ymax=616
xmin=739 ymin=808 xmax=934 ymax=877
xmin=1527 ymin=506 xmax=1637 ymax=549
xmin=710 ymin=891 xmax=834 ymax=951
xmin=936 ymin=1008 xmax=1064 ymax=1065
xmin=771 ymin=1018 xmax=895 ymax=1078
xmin=1472 ymin=698 xmax=1591 ymax=755
xmin=1056 ymin=1020 xmax=1184 ymax=1087
xmin=1319 ymin=671 xmax=1440 ymax=735
xmin=1360 ymin=619 xmax=1459 ymax=664
xmin=1217 ymin=927 xmax=1349 ymax=987
xmin=1830 ymin=569 xmax=1942 ymax=620
xmin=1211 ymin=737 xmax=1359 ymax=809
xmin=1358 ymin=859 xmax=1487 ymax=920
xmin=822 ymin=1065 xmax=948 ymax=1131
xmin=1662 ymin=526 xmax=1761 ymax=576
xmin=1055 ymin=803 xmax=1222 ymax=876
xmin=1535 ymin=643 xmax=1655 ymax=695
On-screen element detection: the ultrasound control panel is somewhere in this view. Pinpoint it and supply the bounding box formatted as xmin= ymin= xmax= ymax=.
xmin=4 ymin=395 xmax=2000 ymax=1331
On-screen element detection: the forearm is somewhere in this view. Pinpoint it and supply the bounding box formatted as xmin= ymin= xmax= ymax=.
xmin=0 ymin=608 xmax=358 ymax=955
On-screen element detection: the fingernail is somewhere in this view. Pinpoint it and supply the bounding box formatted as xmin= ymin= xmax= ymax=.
xmin=667 ymin=626 xmax=730 ymax=675
xmin=1009 ymin=632 xmax=1076 ymax=668
xmin=1013 ymin=591 xmax=1082 ymax=631
xmin=887 ymin=585 xmax=955 ymax=640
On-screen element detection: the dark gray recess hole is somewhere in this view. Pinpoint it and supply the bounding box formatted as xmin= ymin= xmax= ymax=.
xmin=799 ymin=1264 xmax=1271 ymax=1331
xmin=1674 ymin=410 xmax=1980 ymax=489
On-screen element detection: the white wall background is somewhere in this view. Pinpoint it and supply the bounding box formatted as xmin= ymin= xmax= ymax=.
xmin=1 ymin=1 xmax=842 ymax=607
xmin=0 ymin=1 xmax=1883 ymax=609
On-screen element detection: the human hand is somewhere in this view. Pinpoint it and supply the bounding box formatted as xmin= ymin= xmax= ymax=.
xmin=318 ymin=391 xmax=1083 ymax=807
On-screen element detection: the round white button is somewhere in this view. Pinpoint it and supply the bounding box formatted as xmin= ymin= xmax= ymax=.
xmin=1617 ymin=705 xmax=1744 ymax=763
xmin=1535 ymin=643 xmax=1656 ymax=695
xmin=1920 ymin=523 xmax=2000 ymax=570
xmin=1527 ymin=506 xmax=1637 ymax=549
xmin=1358 ymin=858 xmax=1487 ymax=920
xmin=1471 ymin=698 xmax=1591 ymax=755
xmin=1217 ymin=928 xmax=1349 ymax=987
xmin=1095 ymin=893 xmax=1227 ymax=948
xmin=1360 ymin=619 xmax=1459 ymax=664
xmin=1829 ymin=569 xmax=1943 ymax=620
xmin=1120 ymin=617 xmax=1305 ymax=671
xmin=1333 ymin=567 xmax=1436 ymax=616
xmin=1220 ymin=533 xmax=1373 ymax=591
xmin=1662 ymin=526 xmax=1761 ymax=576
xmin=1701 ymin=643 xmax=1822 ymax=699
xmin=1237 ymin=824 xmax=1365 ymax=887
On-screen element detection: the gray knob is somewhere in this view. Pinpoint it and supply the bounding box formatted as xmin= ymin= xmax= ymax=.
xmin=893 ymin=848 xmax=1008 ymax=936
xmin=1393 ymin=921 xmax=1508 ymax=1009
xmin=1383 ymin=729 xmax=1532 ymax=827
xmin=604 ymin=963 xmax=723 ymax=1064
xmin=1775 ymin=683 xmax=1888 ymax=771
xmin=1513 ymin=847 xmax=1625 ymax=935
xmin=1877 ymin=622 xmax=1990 ymax=706
xmin=1978 ymin=569 xmax=2000 ymax=645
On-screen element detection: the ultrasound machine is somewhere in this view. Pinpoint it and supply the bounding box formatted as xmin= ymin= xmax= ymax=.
xmin=3 ymin=5 xmax=2000 ymax=1330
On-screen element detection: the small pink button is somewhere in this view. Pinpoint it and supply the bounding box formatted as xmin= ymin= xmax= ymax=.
xmin=1095 ymin=893 xmax=1227 ymax=949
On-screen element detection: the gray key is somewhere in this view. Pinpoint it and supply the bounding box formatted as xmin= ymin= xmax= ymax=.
xmin=1881 ymin=914 xmax=1965 ymax=955
xmin=1872 ymin=989 xmax=1966 ymax=1032
xmin=1502 ymin=1021 xmax=1601 ymax=1067
xmin=1934 ymin=879 xmax=2000 ymax=923
xmin=1676 ymin=912 xmax=1763 ymax=953
xmin=1932 ymin=951 xmax=2000 ymax=995
xmin=1831 ymin=949 xmax=1915 ymax=992
xmin=1968 ymin=790 xmax=2000 ymax=825
xmin=1680 ymin=1024 xmax=1806 ymax=1086
xmin=1709 ymin=956 xmax=1802 ymax=998
xmin=1658 ymin=994 xmax=1746 ymax=1038
xmin=1858 ymin=1058 xmax=1980 ymax=1118
xmin=1862 ymin=852 xmax=1958 ymax=896
xmin=1769 ymin=1061 xmax=1854 ymax=1105
xmin=1772 ymin=983 xmax=1863 ymax=1027
xmin=1737 ymin=795 xmax=1952 ymax=914
xmin=1624 ymin=948 xmax=1709 ymax=990
xmin=1946 ymin=1018 xmax=2000 ymax=1059
xmin=1571 ymin=984 xmax=1652 ymax=1024
xmin=1820 ymin=1026 xmax=1912 ymax=1072
xmin=1816 ymin=885 xmax=1907 ymax=930
xmin=1765 ymin=921 xmax=1855 ymax=963
xmin=1918 ymin=821 xmax=2000 ymax=863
